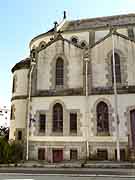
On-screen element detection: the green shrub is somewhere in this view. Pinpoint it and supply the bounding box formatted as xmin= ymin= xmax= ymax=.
xmin=0 ymin=137 xmax=23 ymax=164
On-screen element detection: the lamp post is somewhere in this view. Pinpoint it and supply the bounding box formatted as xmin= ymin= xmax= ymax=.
xmin=112 ymin=32 xmax=120 ymax=161
xmin=26 ymin=57 xmax=36 ymax=161
xmin=83 ymin=49 xmax=89 ymax=160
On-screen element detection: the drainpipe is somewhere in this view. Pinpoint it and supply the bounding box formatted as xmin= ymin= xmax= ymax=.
xmin=112 ymin=32 xmax=120 ymax=161
xmin=26 ymin=59 xmax=36 ymax=161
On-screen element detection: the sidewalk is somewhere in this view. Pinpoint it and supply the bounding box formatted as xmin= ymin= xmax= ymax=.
xmin=0 ymin=160 xmax=135 ymax=168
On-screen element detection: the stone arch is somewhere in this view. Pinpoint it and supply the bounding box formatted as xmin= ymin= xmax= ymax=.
xmin=50 ymin=53 xmax=69 ymax=89
xmin=91 ymin=98 xmax=115 ymax=136
xmin=105 ymin=48 xmax=128 ymax=87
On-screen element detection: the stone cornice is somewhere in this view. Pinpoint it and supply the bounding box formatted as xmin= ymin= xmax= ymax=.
xmin=91 ymin=86 xmax=135 ymax=95
xmin=11 ymin=95 xmax=28 ymax=101
xmin=11 ymin=86 xmax=135 ymax=101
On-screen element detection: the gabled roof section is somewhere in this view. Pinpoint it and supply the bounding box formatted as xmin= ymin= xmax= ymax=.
xmin=38 ymin=33 xmax=83 ymax=53
xmin=91 ymin=30 xmax=135 ymax=49
xmin=61 ymin=13 xmax=135 ymax=32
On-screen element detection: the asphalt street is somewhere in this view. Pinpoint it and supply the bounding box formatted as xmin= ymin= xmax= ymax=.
xmin=0 ymin=167 xmax=135 ymax=180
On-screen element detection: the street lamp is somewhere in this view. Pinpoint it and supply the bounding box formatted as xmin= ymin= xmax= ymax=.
xmin=26 ymin=54 xmax=36 ymax=161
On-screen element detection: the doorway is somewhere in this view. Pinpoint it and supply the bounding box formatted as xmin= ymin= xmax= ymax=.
xmin=53 ymin=149 xmax=63 ymax=162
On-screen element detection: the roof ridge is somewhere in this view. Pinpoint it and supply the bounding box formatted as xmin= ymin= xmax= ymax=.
xmin=68 ymin=13 xmax=135 ymax=23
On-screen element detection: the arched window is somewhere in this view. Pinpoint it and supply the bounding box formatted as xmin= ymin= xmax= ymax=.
xmin=111 ymin=53 xmax=121 ymax=84
xmin=53 ymin=103 xmax=63 ymax=132
xmin=71 ymin=36 xmax=78 ymax=45
xmin=39 ymin=41 xmax=46 ymax=49
xmin=10 ymin=104 xmax=15 ymax=120
xmin=80 ymin=41 xmax=87 ymax=48
xmin=56 ymin=58 xmax=64 ymax=86
xmin=12 ymin=76 xmax=16 ymax=93
xmin=31 ymin=49 xmax=36 ymax=59
xmin=96 ymin=102 xmax=109 ymax=134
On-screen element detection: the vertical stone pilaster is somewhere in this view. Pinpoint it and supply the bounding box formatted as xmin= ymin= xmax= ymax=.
xmin=108 ymin=148 xmax=115 ymax=160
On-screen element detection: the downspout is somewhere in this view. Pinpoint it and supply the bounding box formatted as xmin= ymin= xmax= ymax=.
xmin=112 ymin=32 xmax=120 ymax=161
xmin=83 ymin=49 xmax=89 ymax=160
xmin=26 ymin=59 xmax=36 ymax=161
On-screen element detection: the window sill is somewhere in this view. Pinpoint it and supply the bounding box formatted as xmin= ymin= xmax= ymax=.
xmin=97 ymin=132 xmax=110 ymax=136
xmin=51 ymin=132 xmax=63 ymax=136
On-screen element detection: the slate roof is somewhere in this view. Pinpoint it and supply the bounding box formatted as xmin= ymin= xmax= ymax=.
xmin=11 ymin=58 xmax=30 ymax=73
xmin=61 ymin=13 xmax=135 ymax=31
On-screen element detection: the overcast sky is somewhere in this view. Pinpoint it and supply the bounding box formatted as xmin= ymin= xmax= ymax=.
xmin=0 ymin=0 xmax=135 ymax=107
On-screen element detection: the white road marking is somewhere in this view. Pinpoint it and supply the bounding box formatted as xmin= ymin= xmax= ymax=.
xmin=4 ymin=179 xmax=34 ymax=180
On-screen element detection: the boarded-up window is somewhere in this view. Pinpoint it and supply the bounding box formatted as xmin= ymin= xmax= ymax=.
xmin=70 ymin=113 xmax=77 ymax=133
xmin=115 ymin=149 xmax=126 ymax=161
xmin=56 ymin=58 xmax=64 ymax=86
xmin=39 ymin=114 xmax=46 ymax=132
xmin=38 ymin=148 xmax=45 ymax=160
xmin=53 ymin=103 xmax=63 ymax=132
xmin=111 ymin=53 xmax=121 ymax=84
xmin=97 ymin=149 xmax=108 ymax=160
xmin=17 ymin=131 xmax=22 ymax=140
xmin=97 ymin=102 xmax=109 ymax=134
xmin=70 ymin=149 xmax=78 ymax=160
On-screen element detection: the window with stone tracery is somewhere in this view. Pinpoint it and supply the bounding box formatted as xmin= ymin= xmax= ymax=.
xmin=96 ymin=102 xmax=109 ymax=134
xmin=55 ymin=58 xmax=64 ymax=86
xmin=53 ymin=103 xmax=63 ymax=132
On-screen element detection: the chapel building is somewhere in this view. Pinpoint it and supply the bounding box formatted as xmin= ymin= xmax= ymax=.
xmin=10 ymin=13 xmax=135 ymax=162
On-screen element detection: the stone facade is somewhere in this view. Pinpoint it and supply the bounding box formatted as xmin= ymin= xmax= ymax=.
xmin=10 ymin=13 xmax=135 ymax=161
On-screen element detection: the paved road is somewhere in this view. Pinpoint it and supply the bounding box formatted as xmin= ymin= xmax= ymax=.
xmin=0 ymin=167 xmax=135 ymax=180
xmin=0 ymin=174 xmax=135 ymax=180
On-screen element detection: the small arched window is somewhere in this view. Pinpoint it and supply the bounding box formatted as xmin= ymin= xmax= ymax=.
xmin=12 ymin=76 xmax=17 ymax=93
xmin=10 ymin=104 xmax=15 ymax=120
xmin=53 ymin=103 xmax=63 ymax=132
xmin=31 ymin=49 xmax=36 ymax=59
xmin=71 ymin=36 xmax=78 ymax=45
xmin=111 ymin=53 xmax=121 ymax=84
xmin=56 ymin=58 xmax=64 ymax=86
xmin=96 ymin=102 xmax=109 ymax=134
xmin=80 ymin=41 xmax=87 ymax=48
xmin=39 ymin=41 xmax=46 ymax=49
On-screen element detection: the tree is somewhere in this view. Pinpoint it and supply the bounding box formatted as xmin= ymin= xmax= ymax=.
xmin=0 ymin=126 xmax=9 ymax=140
